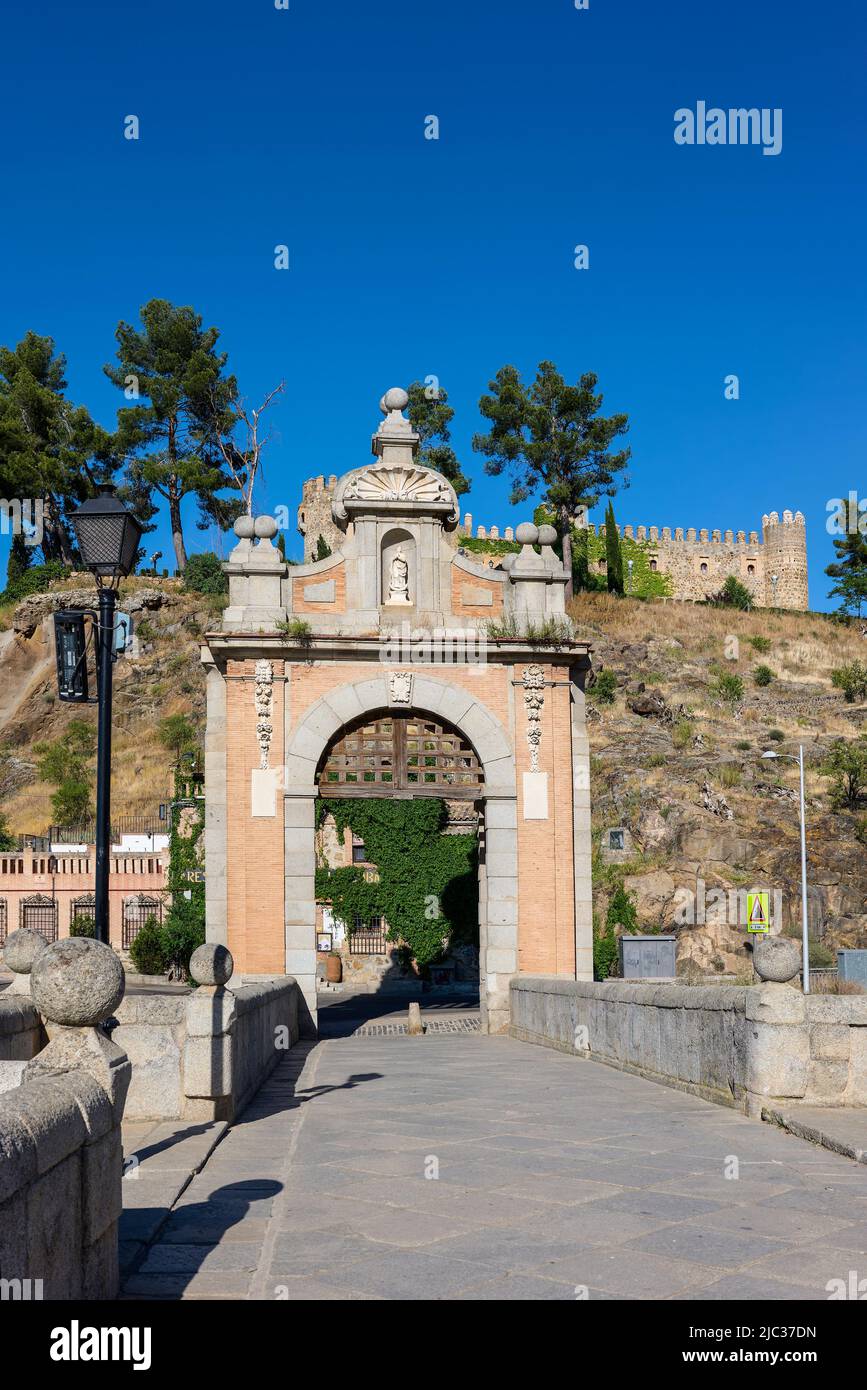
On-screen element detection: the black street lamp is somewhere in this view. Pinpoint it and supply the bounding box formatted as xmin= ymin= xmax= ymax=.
xmin=69 ymin=485 xmax=143 ymax=946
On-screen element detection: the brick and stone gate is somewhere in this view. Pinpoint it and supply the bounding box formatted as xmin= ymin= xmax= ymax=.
xmin=201 ymin=388 xmax=594 ymax=1034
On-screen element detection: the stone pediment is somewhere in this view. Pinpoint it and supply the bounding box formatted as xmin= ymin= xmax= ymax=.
xmin=333 ymin=463 xmax=459 ymax=529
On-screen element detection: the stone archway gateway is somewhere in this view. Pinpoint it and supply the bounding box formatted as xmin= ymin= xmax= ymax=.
xmin=202 ymin=387 xmax=594 ymax=1034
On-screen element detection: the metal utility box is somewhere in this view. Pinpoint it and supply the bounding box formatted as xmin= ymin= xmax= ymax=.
xmin=619 ymin=934 xmax=676 ymax=980
xmin=837 ymin=950 xmax=867 ymax=988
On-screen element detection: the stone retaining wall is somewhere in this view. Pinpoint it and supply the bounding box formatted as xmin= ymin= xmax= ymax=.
xmin=0 ymin=995 xmax=45 ymax=1062
xmin=111 ymin=977 xmax=300 ymax=1122
xmin=510 ymin=976 xmax=867 ymax=1114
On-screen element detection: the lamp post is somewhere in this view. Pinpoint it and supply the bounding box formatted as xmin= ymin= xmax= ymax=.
xmin=761 ymin=745 xmax=810 ymax=993
xmin=69 ymin=486 xmax=143 ymax=945
xmin=627 ymin=557 xmax=634 ymax=594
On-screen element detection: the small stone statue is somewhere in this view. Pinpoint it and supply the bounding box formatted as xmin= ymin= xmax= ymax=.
xmin=388 ymin=548 xmax=410 ymax=604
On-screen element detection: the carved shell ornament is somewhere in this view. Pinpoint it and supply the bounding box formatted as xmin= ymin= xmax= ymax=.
xmin=333 ymin=463 xmax=459 ymax=526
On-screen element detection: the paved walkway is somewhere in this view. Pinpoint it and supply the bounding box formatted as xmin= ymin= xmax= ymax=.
xmin=121 ymin=1035 xmax=867 ymax=1301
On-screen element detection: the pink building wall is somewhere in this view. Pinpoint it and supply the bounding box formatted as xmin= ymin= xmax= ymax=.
xmin=0 ymin=848 xmax=169 ymax=951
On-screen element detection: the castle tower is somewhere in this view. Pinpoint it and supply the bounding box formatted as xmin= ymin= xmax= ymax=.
xmin=297 ymin=474 xmax=341 ymax=561
xmin=761 ymin=509 xmax=808 ymax=611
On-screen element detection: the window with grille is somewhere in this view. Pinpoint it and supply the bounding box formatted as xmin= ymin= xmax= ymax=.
xmin=0 ymin=898 xmax=7 ymax=945
xmin=19 ymin=895 xmax=58 ymax=942
xmin=349 ymin=914 xmax=388 ymax=955
xmin=123 ymin=895 xmax=163 ymax=948
xmin=318 ymin=713 xmax=483 ymax=798
xmin=70 ymin=895 xmax=96 ymax=932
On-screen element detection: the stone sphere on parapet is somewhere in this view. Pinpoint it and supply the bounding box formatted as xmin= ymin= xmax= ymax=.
xmin=30 ymin=938 xmax=125 ymax=1027
xmin=190 ymin=942 xmax=234 ymax=987
xmin=515 ymin=522 xmax=539 ymax=546
xmin=537 ymin=524 xmax=558 ymax=547
xmin=753 ymin=936 xmax=801 ymax=984
xmin=253 ymin=515 xmax=278 ymax=540
xmin=380 ymin=387 xmax=409 ymax=414
xmin=233 ymin=515 xmax=256 ymax=539
xmin=2 ymin=927 xmax=48 ymax=976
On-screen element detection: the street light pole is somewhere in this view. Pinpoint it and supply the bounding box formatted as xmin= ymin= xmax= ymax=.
xmin=93 ymin=586 xmax=117 ymax=946
xmin=69 ymin=484 xmax=143 ymax=952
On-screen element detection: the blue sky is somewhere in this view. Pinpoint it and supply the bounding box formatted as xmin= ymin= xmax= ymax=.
xmin=1 ymin=0 xmax=864 ymax=608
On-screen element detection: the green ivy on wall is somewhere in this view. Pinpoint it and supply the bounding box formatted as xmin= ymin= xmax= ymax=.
xmin=573 ymin=527 xmax=674 ymax=600
xmin=459 ymin=536 xmax=521 ymax=557
xmin=315 ymin=797 xmax=477 ymax=968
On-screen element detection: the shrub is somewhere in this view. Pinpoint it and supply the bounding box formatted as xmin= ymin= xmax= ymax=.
xmin=831 ymin=661 xmax=867 ymax=704
xmin=160 ymin=905 xmax=205 ymax=982
xmin=672 ymin=719 xmax=693 ymax=749
xmin=593 ymin=918 xmax=619 ymax=980
xmin=735 ymin=740 xmax=752 ymax=751
xmin=129 ymin=916 xmax=167 ymax=975
xmin=855 ymin=815 xmax=867 ymax=845
xmin=606 ymin=883 xmax=639 ymax=934
xmin=0 ymin=560 xmax=70 ymax=607
xmin=276 ymin=617 xmax=312 ymax=643
xmin=183 ymin=552 xmax=228 ymax=596
xmin=713 ymin=672 xmax=744 ymax=704
xmin=808 ymin=940 xmax=835 ymax=970
xmin=767 ymin=728 xmax=785 ymax=742
xmin=749 ymin=635 xmax=772 ymax=654
xmin=589 ymin=668 xmax=618 ymax=705
xmin=753 ymin=664 xmax=775 ymax=687
xmin=69 ymin=914 xmax=95 ymax=938
xmin=158 ymin=714 xmax=198 ymax=761
xmin=715 ymin=764 xmax=742 ymax=788
xmin=712 ymin=576 xmax=754 ymax=611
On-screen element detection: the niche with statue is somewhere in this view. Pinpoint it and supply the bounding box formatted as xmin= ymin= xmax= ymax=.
xmin=381 ymin=527 xmax=416 ymax=606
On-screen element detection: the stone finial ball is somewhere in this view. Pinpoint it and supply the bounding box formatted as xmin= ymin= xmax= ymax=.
xmin=515 ymin=522 xmax=539 ymax=546
xmin=753 ymin=935 xmax=802 ymax=984
xmin=189 ymin=942 xmax=234 ymax=987
xmin=2 ymin=928 xmax=48 ymax=976
xmin=253 ymin=515 xmax=278 ymax=540
xmin=30 ymin=938 xmax=125 ymax=1027
xmin=537 ymin=524 xmax=558 ymax=547
xmin=234 ymin=515 xmax=256 ymax=540
xmin=380 ymin=387 xmax=409 ymax=415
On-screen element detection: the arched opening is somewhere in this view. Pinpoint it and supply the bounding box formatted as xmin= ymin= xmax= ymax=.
xmin=314 ymin=710 xmax=483 ymax=1022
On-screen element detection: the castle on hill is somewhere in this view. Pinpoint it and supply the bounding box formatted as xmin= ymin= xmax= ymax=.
xmin=298 ymin=475 xmax=808 ymax=612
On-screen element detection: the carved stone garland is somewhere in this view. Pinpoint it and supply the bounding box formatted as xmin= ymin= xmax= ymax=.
xmin=522 ymin=664 xmax=545 ymax=772
xmin=254 ymin=660 xmax=274 ymax=770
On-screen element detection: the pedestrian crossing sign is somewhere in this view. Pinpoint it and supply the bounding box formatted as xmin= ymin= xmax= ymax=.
xmin=746 ymin=891 xmax=771 ymax=933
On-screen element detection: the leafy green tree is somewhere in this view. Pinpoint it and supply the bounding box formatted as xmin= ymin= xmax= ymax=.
xmin=823 ymin=738 xmax=867 ymax=807
xmin=406 ymin=382 xmax=470 ymax=496
xmin=129 ymin=916 xmax=167 ymax=975
xmin=604 ymin=501 xmax=624 ymax=594
xmin=826 ymin=498 xmax=867 ymax=617
xmin=158 ymin=714 xmax=198 ymax=762
xmin=105 ymin=300 xmax=240 ymax=572
xmin=5 ymin=533 xmax=31 ymax=588
xmin=713 ymin=576 xmax=754 ymax=611
xmin=0 ymin=331 xmax=118 ymax=563
xmin=472 ymin=362 xmax=630 ymax=597
xmin=34 ymin=719 xmax=96 ymax=826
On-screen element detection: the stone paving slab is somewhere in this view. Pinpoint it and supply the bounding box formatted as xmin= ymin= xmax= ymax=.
xmin=764 ymin=1104 xmax=867 ymax=1165
xmin=121 ymin=1035 xmax=867 ymax=1302
xmin=119 ymin=1116 xmax=229 ymax=1277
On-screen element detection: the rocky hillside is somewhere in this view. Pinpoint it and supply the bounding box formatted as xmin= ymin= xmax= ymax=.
xmin=0 ymin=575 xmax=214 ymax=831
xmin=572 ymin=592 xmax=867 ymax=972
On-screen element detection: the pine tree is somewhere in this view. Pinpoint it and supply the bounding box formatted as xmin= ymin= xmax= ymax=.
xmin=105 ymin=300 xmax=239 ymax=572
xmin=472 ymin=362 xmax=630 ymax=598
xmin=0 ymin=331 xmax=117 ymax=563
xmin=406 ymin=382 xmax=470 ymax=496
xmin=826 ymin=502 xmax=867 ymax=617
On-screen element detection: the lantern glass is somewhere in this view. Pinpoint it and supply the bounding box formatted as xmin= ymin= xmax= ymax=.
xmin=70 ymin=486 xmax=143 ymax=580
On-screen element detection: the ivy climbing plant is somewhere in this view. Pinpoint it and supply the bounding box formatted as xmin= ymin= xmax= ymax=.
xmin=315 ymin=797 xmax=477 ymax=968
